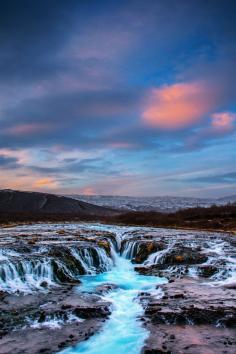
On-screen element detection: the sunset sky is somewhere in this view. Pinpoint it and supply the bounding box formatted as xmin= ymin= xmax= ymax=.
xmin=0 ymin=0 xmax=235 ymax=197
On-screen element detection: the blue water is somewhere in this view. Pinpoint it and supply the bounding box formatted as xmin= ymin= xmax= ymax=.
xmin=61 ymin=254 xmax=166 ymax=354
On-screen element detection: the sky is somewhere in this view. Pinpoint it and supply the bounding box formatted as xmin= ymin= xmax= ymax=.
xmin=0 ymin=0 xmax=236 ymax=197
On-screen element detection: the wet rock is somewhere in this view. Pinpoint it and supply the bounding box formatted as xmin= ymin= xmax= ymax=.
xmin=133 ymin=241 xmax=165 ymax=264
xmin=57 ymin=229 xmax=66 ymax=235
xmin=0 ymin=227 xmax=116 ymax=293
xmin=197 ymin=264 xmax=218 ymax=278
xmin=0 ymin=286 xmax=111 ymax=354
xmin=97 ymin=240 xmax=111 ymax=256
xmin=160 ymin=246 xmax=207 ymax=265
xmin=135 ymin=264 xmax=188 ymax=279
xmin=51 ymin=258 xmax=83 ymax=283
xmin=144 ymin=278 xmax=236 ymax=327
xmin=134 ymin=242 xmax=209 ymax=279
xmin=1 ymin=222 xmax=236 ymax=354
xmin=74 ymin=304 xmax=111 ymax=319
xmin=142 ymin=324 xmax=236 ymax=354
xmin=141 ymin=275 xmax=236 ymax=354
xmin=223 ymin=282 xmax=236 ymax=290
xmin=39 ymin=281 xmax=48 ymax=288
xmin=95 ymin=283 xmax=119 ymax=295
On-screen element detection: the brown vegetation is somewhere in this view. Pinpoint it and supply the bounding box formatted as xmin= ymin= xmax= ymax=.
xmin=0 ymin=204 xmax=235 ymax=232
xmin=111 ymin=204 xmax=236 ymax=231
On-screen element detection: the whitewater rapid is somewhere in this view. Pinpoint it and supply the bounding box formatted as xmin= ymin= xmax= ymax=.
xmin=60 ymin=248 xmax=165 ymax=354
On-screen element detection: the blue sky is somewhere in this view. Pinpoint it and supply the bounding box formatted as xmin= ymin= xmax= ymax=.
xmin=0 ymin=0 xmax=235 ymax=197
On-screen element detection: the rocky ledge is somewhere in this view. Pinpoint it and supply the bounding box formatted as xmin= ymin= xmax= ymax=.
xmin=0 ymin=223 xmax=118 ymax=354
xmin=121 ymin=229 xmax=236 ymax=354
xmin=141 ymin=278 xmax=236 ymax=353
xmin=0 ymin=224 xmax=118 ymax=293
xmin=0 ymin=286 xmax=110 ymax=354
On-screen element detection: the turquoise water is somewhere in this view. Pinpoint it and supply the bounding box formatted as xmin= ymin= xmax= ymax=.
xmin=61 ymin=253 xmax=165 ymax=354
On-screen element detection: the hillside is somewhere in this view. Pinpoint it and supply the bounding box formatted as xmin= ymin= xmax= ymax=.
xmin=0 ymin=189 xmax=116 ymax=217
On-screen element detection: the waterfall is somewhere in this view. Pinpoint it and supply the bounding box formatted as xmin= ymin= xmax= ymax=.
xmin=200 ymin=240 xmax=236 ymax=285
xmin=70 ymin=246 xmax=114 ymax=274
xmin=122 ymin=240 xmax=139 ymax=259
xmin=0 ymin=258 xmax=55 ymax=293
xmin=144 ymin=241 xmax=175 ymax=265
xmin=1 ymin=223 xmax=235 ymax=354
xmin=0 ymin=245 xmax=115 ymax=294
xmin=0 ymin=249 xmax=20 ymax=261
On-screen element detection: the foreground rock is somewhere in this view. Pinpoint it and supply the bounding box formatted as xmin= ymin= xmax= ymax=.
xmin=122 ymin=229 xmax=236 ymax=354
xmin=95 ymin=283 xmax=119 ymax=295
xmin=121 ymin=227 xmax=236 ymax=354
xmin=140 ymin=278 xmax=236 ymax=353
xmin=143 ymin=278 xmax=236 ymax=326
xmin=0 ymin=286 xmax=111 ymax=354
xmin=142 ymin=324 xmax=236 ymax=354
xmin=0 ymin=223 xmax=117 ymax=354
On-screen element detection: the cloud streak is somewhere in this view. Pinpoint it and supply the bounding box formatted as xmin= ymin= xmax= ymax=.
xmin=0 ymin=0 xmax=235 ymax=196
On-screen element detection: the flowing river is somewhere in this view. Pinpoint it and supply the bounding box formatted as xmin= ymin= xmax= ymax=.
xmin=60 ymin=227 xmax=166 ymax=354
xmin=1 ymin=223 xmax=234 ymax=354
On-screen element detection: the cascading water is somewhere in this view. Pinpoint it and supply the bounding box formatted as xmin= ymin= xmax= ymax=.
xmin=1 ymin=223 xmax=235 ymax=354
xmin=122 ymin=240 xmax=140 ymax=259
xmin=70 ymin=246 xmax=114 ymax=274
xmin=144 ymin=241 xmax=175 ymax=265
xmin=60 ymin=251 xmax=165 ymax=354
xmin=0 ymin=258 xmax=56 ymax=293
xmin=0 ymin=245 xmax=115 ymax=294
xmin=201 ymin=240 xmax=236 ymax=286
xmin=28 ymin=313 xmax=84 ymax=330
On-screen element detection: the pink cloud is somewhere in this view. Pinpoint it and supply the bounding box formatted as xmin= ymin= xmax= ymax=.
xmin=0 ymin=175 xmax=58 ymax=191
xmin=211 ymin=112 xmax=235 ymax=132
xmin=6 ymin=123 xmax=51 ymax=136
xmin=183 ymin=111 xmax=236 ymax=151
xmin=33 ymin=177 xmax=58 ymax=189
xmin=142 ymin=81 xmax=216 ymax=130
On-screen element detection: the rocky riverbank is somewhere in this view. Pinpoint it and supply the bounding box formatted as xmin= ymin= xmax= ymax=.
xmin=0 ymin=224 xmax=118 ymax=354
xmin=0 ymin=223 xmax=235 ymax=354
xmin=140 ymin=277 xmax=236 ymax=353
xmin=0 ymin=287 xmax=110 ymax=354
xmin=120 ymin=228 xmax=236 ymax=353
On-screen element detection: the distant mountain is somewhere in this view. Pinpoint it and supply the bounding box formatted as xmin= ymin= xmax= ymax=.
xmin=217 ymin=195 xmax=236 ymax=204
xmin=0 ymin=189 xmax=116 ymax=216
xmin=66 ymin=194 xmax=236 ymax=212
xmin=1 ymin=190 xmax=234 ymax=218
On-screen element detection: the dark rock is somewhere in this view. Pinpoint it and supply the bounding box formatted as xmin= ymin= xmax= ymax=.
xmin=143 ymin=278 xmax=236 ymax=327
xmin=142 ymin=324 xmax=236 ymax=354
xmin=95 ymin=283 xmax=119 ymax=295
xmin=0 ymin=286 xmax=111 ymax=354
xmin=133 ymin=241 xmax=165 ymax=264
xmin=160 ymin=246 xmax=207 ymax=265
xmin=39 ymin=281 xmax=48 ymax=288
